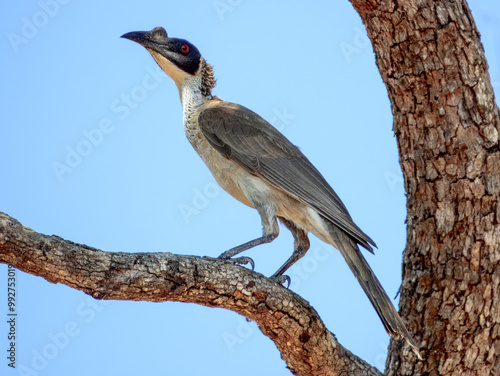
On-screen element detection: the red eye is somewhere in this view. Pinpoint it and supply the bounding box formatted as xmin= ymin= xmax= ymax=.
xmin=181 ymin=44 xmax=189 ymax=54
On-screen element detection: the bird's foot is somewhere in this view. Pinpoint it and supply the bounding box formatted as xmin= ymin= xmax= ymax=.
xmin=218 ymin=255 xmax=255 ymax=271
xmin=270 ymin=274 xmax=291 ymax=288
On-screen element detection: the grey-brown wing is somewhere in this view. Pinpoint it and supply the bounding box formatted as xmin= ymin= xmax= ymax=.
xmin=198 ymin=101 xmax=376 ymax=251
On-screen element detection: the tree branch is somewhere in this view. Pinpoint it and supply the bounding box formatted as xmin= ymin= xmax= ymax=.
xmin=0 ymin=211 xmax=382 ymax=376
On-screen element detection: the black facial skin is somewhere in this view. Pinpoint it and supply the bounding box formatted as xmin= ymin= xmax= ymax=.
xmin=122 ymin=27 xmax=202 ymax=75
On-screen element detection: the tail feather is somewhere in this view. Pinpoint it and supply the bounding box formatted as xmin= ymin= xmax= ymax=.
xmin=329 ymin=227 xmax=422 ymax=359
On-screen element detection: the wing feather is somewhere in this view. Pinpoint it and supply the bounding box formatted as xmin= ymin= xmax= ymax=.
xmin=198 ymin=102 xmax=376 ymax=251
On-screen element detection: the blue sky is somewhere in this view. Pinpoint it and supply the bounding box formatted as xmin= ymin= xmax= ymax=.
xmin=1 ymin=1 xmax=498 ymax=375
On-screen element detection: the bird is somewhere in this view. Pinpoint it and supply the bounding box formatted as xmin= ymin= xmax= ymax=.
xmin=121 ymin=26 xmax=421 ymax=358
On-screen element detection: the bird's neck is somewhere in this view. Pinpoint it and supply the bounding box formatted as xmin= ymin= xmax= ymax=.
xmin=179 ymin=79 xmax=207 ymax=120
xmin=178 ymin=58 xmax=216 ymax=122
xmin=180 ymin=83 xmax=205 ymax=147
xmin=179 ymin=58 xmax=217 ymax=146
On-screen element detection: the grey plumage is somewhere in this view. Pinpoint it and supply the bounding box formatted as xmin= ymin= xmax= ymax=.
xmin=199 ymin=101 xmax=420 ymax=355
xmin=199 ymin=102 xmax=375 ymax=250
xmin=121 ymin=26 xmax=421 ymax=359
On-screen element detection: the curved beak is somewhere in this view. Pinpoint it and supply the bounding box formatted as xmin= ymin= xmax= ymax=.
xmin=121 ymin=29 xmax=177 ymax=61
xmin=121 ymin=31 xmax=154 ymax=49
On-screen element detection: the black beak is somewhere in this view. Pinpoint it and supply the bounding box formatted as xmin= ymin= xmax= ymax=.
xmin=121 ymin=26 xmax=170 ymax=50
xmin=121 ymin=31 xmax=153 ymax=48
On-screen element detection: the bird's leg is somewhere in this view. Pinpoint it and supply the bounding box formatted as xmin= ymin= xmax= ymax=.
xmin=271 ymin=218 xmax=310 ymax=285
xmin=218 ymin=233 xmax=277 ymax=259
xmin=218 ymin=202 xmax=279 ymax=270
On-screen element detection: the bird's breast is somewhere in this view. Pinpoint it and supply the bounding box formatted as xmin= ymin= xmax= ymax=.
xmin=183 ymin=108 xmax=253 ymax=208
xmin=181 ymin=100 xmax=334 ymax=245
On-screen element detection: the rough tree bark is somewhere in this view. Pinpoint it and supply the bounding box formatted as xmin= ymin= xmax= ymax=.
xmin=1 ymin=1 xmax=499 ymax=375
xmin=349 ymin=0 xmax=500 ymax=375
xmin=0 ymin=212 xmax=381 ymax=376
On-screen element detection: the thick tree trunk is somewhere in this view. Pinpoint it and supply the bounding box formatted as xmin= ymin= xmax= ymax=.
xmin=349 ymin=0 xmax=500 ymax=375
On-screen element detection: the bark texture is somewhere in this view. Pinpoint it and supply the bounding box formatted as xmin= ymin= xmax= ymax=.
xmin=349 ymin=0 xmax=500 ymax=375
xmin=1 ymin=1 xmax=499 ymax=375
xmin=0 ymin=212 xmax=381 ymax=376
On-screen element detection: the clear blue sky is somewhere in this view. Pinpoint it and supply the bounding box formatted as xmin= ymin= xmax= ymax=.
xmin=1 ymin=1 xmax=498 ymax=375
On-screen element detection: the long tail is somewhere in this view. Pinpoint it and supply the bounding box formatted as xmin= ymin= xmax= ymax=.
xmin=329 ymin=227 xmax=422 ymax=359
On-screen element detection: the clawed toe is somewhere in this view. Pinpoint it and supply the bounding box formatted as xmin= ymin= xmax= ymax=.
xmin=270 ymin=274 xmax=291 ymax=288
xmin=218 ymin=256 xmax=255 ymax=271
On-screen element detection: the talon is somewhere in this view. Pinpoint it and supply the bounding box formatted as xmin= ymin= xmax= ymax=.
xmin=271 ymin=274 xmax=291 ymax=288
xmin=219 ymin=256 xmax=255 ymax=270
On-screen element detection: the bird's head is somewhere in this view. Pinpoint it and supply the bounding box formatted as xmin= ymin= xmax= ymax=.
xmin=121 ymin=27 xmax=207 ymax=91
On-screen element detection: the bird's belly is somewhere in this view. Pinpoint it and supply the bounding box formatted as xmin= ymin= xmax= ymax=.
xmin=190 ymin=132 xmax=303 ymax=217
xmin=193 ymin=139 xmax=254 ymax=207
xmin=210 ymin=157 xmax=254 ymax=207
xmin=183 ymin=117 xmax=252 ymax=207
xmin=185 ymin=121 xmax=332 ymax=243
